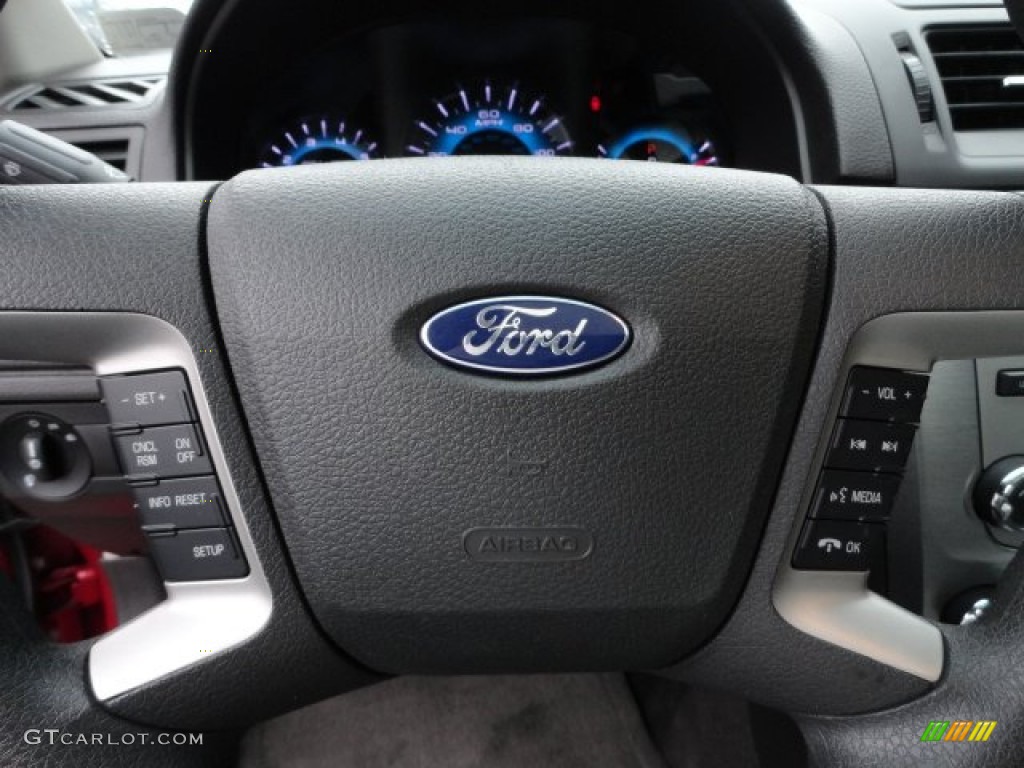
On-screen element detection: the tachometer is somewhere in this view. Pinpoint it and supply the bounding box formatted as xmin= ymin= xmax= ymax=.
xmin=407 ymin=83 xmax=573 ymax=157
xmin=598 ymin=126 xmax=719 ymax=166
xmin=260 ymin=117 xmax=379 ymax=167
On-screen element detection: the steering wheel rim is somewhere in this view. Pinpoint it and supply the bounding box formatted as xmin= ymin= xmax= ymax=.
xmin=0 ymin=165 xmax=1023 ymax=767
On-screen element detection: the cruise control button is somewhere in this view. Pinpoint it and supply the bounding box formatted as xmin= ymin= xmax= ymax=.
xmin=115 ymin=424 xmax=212 ymax=478
xmin=102 ymin=371 xmax=194 ymax=427
xmin=147 ymin=527 xmax=248 ymax=581
xmin=792 ymin=520 xmax=881 ymax=571
xmin=842 ymin=367 xmax=928 ymax=423
xmin=134 ymin=476 xmax=225 ymax=530
xmin=811 ymin=470 xmax=901 ymax=521
xmin=825 ymin=419 xmax=915 ymax=473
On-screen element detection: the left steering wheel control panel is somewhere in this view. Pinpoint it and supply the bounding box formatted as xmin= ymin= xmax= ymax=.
xmin=0 ymin=313 xmax=270 ymax=702
xmin=103 ymin=370 xmax=248 ymax=581
xmin=0 ymin=370 xmax=248 ymax=582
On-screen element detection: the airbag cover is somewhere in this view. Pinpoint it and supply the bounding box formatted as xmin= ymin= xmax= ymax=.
xmin=207 ymin=158 xmax=826 ymax=673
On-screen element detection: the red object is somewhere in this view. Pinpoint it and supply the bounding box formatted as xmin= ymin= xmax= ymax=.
xmin=0 ymin=524 xmax=118 ymax=642
xmin=590 ymin=95 xmax=602 ymax=113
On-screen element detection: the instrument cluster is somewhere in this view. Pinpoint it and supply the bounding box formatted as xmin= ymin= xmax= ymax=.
xmin=244 ymin=20 xmax=726 ymax=172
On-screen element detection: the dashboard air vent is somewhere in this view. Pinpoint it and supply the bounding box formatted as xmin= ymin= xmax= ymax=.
xmin=69 ymin=138 xmax=131 ymax=172
xmin=9 ymin=77 xmax=164 ymax=112
xmin=926 ymin=25 xmax=1024 ymax=131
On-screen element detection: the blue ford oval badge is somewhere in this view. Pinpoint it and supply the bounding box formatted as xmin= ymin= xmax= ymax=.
xmin=420 ymin=296 xmax=631 ymax=376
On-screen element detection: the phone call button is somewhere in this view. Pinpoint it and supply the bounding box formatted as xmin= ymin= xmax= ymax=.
xmin=792 ymin=520 xmax=881 ymax=571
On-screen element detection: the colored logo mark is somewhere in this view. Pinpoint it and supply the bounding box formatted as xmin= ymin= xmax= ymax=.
xmin=920 ymin=720 xmax=996 ymax=742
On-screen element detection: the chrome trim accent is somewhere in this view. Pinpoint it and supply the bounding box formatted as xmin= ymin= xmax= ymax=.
xmin=960 ymin=598 xmax=992 ymax=626
xmin=1003 ymin=76 xmax=1024 ymax=89
xmin=0 ymin=312 xmax=271 ymax=700
xmin=775 ymin=569 xmax=942 ymax=680
xmin=773 ymin=311 xmax=1024 ymax=684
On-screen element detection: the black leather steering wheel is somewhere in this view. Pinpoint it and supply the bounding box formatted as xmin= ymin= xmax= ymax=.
xmin=2 ymin=154 xmax=1024 ymax=767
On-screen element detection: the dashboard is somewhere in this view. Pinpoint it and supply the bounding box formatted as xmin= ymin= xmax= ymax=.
xmin=184 ymin=2 xmax=807 ymax=182
xmin=4 ymin=0 xmax=1023 ymax=189
xmin=243 ymin=21 xmax=724 ymax=172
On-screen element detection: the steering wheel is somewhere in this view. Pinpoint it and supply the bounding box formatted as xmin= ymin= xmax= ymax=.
xmin=2 ymin=152 xmax=1024 ymax=767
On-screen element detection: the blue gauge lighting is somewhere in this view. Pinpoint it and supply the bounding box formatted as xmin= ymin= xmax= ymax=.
xmin=408 ymin=84 xmax=573 ymax=158
xmin=600 ymin=126 xmax=719 ymax=165
xmin=284 ymin=137 xmax=369 ymax=164
xmin=425 ymin=109 xmax=562 ymax=156
xmin=260 ymin=118 xmax=379 ymax=167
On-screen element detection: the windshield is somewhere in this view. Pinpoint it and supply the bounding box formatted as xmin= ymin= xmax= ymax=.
xmin=63 ymin=0 xmax=194 ymax=56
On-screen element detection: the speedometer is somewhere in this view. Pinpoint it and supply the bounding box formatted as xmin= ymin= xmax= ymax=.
xmin=407 ymin=83 xmax=573 ymax=157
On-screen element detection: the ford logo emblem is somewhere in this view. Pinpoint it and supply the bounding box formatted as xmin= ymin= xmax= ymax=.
xmin=420 ymin=296 xmax=631 ymax=376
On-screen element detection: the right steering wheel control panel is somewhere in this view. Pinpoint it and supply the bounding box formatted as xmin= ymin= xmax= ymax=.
xmin=777 ymin=312 xmax=1024 ymax=683
xmin=792 ymin=366 xmax=929 ymax=587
